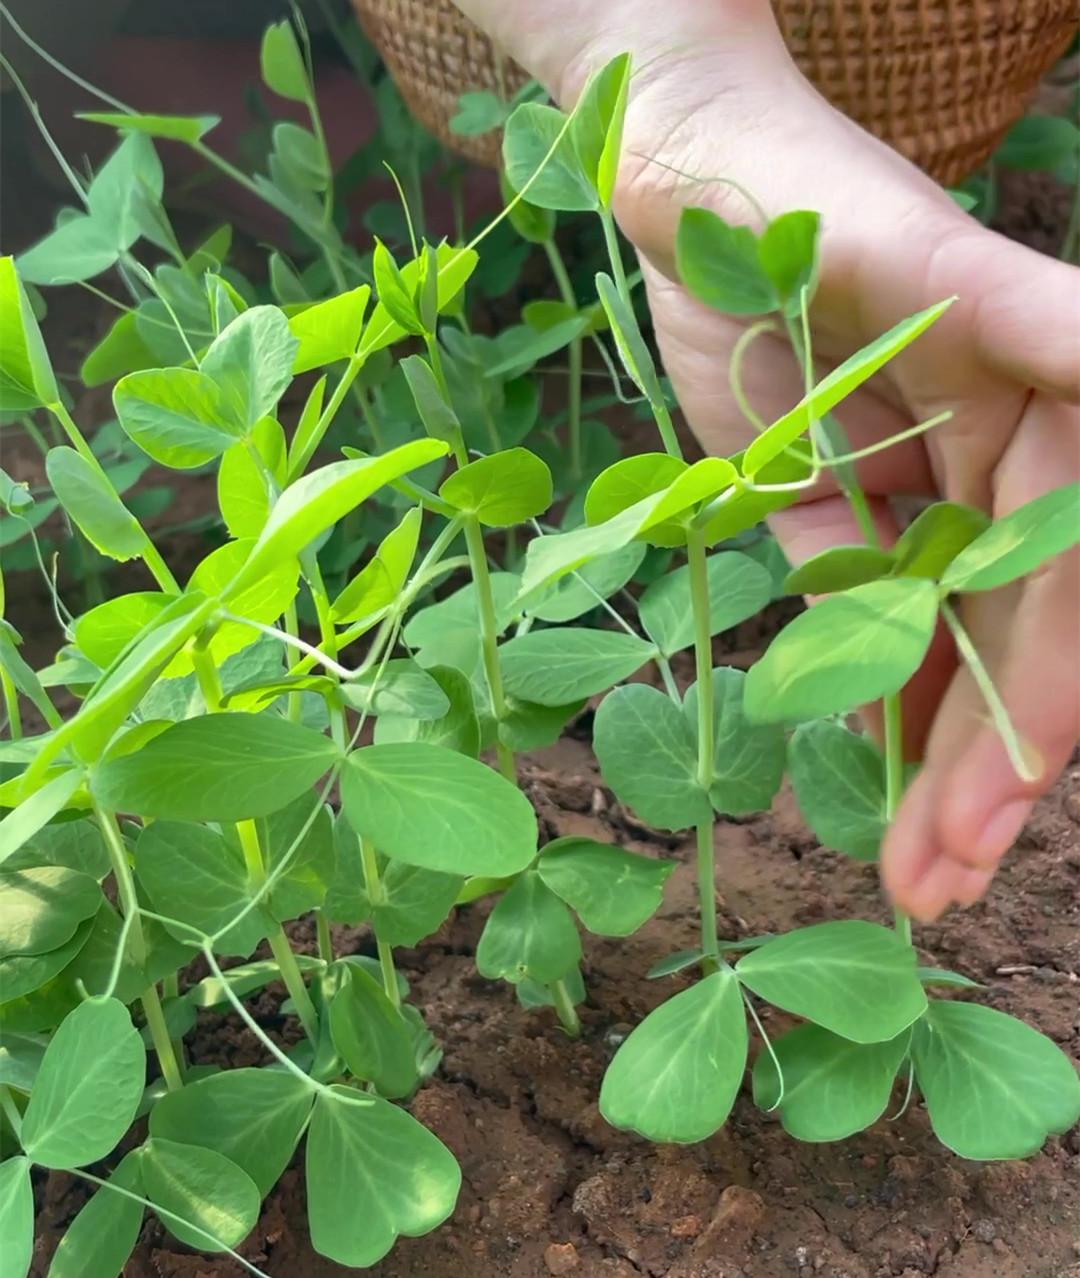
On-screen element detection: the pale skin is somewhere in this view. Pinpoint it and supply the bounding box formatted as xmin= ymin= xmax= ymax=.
xmin=454 ymin=0 xmax=1080 ymax=922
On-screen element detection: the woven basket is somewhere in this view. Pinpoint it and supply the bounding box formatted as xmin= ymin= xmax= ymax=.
xmin=351 ymin=0 xmax=1077 ymax=185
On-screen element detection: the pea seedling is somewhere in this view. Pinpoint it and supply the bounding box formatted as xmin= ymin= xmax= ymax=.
xmin=0 ymin=21 xmax=1078 ymax=1277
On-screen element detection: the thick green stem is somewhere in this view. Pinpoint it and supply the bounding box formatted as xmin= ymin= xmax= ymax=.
xmin=316 ymin=910 xmax=334 ymax=964
xmin=288 ymin=355 xmax=365 ymax=479
xmin=237 ymin=820 xmax=320 ymax=1043
xmin=600 ymin=208 xmax=631 ymax=305
xmin=191 ymin=639 xmax=224 ymax=713
xmin=464 ymin=516 xmax=516 ymax=782
xmin=687 ymin=530 xmax=719 ymax=968
xmin=94 ymin=804 xmax=184 ymax=1091
xmin=543 ymin=238 xmax=584 ymax=480
xmin=2 ymin=670 xmax=22 ymax=740
xmin=360 ymin=839 xmax=400 ymax=1008
xmin=883 ymin=694 xmax=912 ymax=942
xmin=550 ymin=978 xmax=581 ymax=1038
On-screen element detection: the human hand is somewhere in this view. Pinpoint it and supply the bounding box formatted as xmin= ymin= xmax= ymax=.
xmin=453 ymin=0 xmax=1080 ymax=920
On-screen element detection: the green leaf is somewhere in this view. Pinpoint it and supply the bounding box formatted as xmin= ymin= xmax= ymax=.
xmin=537 ymin=836 xmax=672 ymax=936
xmin=258 ymin=795 xmax=335 ymax=922
xmin=84 ymin=132 xmax=165 ymax=249
xmin=646 ymin=949 xmax=706 ymax=979
xmin=331 ymin=506 xmax=421 ymax=625
xmin=439 ymin=448 xmax=552 ymax=526
xmin=736 ymin=921 xmax=927 ymax=1043
xmin=600 ymin=970 xmax=748 ymax=1142
xmin=686 ymin=668 xmax=787 ymax=814
xmin=451 ymin=90 xmax=509 ymax=136
xmin=149 ymin=1067 xmax=312 ymax=1197
xmin=0 ymin=1032 xmax=47 ymax=1092
xmin=917 ymin=966 xmax=982 ymax=989
xmin=260 ymin=19 xmax=309 ymax=101
xmin=226 ymin=443 xmax=448 ymax=599
xmin=498 ymin=696 xmax=584 ymax=752
xmin=16 ymin=214 xmax=120 ymax=286
xmin=997 ymin=114 xmax=1080 ymax=172
xmin=329 ymin=963 xmax=419 ymax=1097
xmin=476 ymin=870 xmax=582 ymax=984
xmin=404 ymin=573 xmax=520 ymax=678
xmin=288 ymin=286 xmax=370 ymax=373
xmin=373 ymin=665 xmax=480 ymax=757
xmin=80 ymin=310 xmax=157 ymax=387
xmin=0 ymin=256 xmax=58 ymax=411
xmin=891 ymin=501 xmax=990 ymax=579
xmin=0 ymin=771 xmax=85 ymax=870
xmin=499 ymin=628 xmax=656 ymax=707
xmin=141 ymin=1137 xmax=260 ymax=1251
xmin=676 ymin=208 xmax=776 ymax=315
xmin=306 ymin=1089 xmax=460 ymax=1267
xmin=576 ymin=53 xmax=631 ymax=207
xmin=201 ymin=306 xmax=298 ymax=431
xmin=217 ymin=417 xmax=287 ymax=539
xmin=594 ymin=272 xmax=666 ymax=407
xmin=341 ymin=661 xmax=451 ymax=720
xmin=788 ymin=721 xmax=886 ymax=861
xmin=136 ymin=821 xmax=271 ymax=955
xmin=45 ymin=1150 xmax=143 ymax=1278
xmin=593 ymin=683 xmax=709 ymax=831
xmin=362 ymin=245 xmax=479 ymax=357
xmin=484 ymin=317 xmax=589 ymax=381
xmin=640 ymin=551 xmax=772 ymax=656
xmin=113 ymin=367 xmax=241 ymax=468
xmin=783 ymin=545 xmax=896 ymax=595
xmin=758 ymin=210 xmax=820 ymax=313
xmin=372 ymin=241 xmax=422 ymax=335
xmin=46 ymin=448 xmax=149 ymax=562
xmin=752 ymin=1024 xmax=909 ymax=1142
xmin=21 ymin=998 xmax=144 ymax=1169
xmin=529 ymin=542 xmax=646 ymax=624
xmin=78 ymin=111 xmax=219 ymax=143
xmin=341 ymin=743 xmax=537 ymax=877
xmin=940 ymin=483 xmax=1080 ymax=593
xmin=742 ymin=299 xmax=954 ymax=476
xmin=912 ymin=1001 xmax=1080 ymax=1159
xmin=72 ymin=594 xmax=164 ymax=673
xmin=366 ymin=862 xmax=463 ymax=946
xmin=699 ymin=445 xmax=811 ymax=545
xmin=0 ymin=1158 xmax=32 ymax=1278
xmin=502 ymin=102 xmax=596 ymax=212
xmin=0 ymin=866 xmax=100 ymax=958
xmin=400 ymin=353 xmax=462 ymax=442
xmin=500 ymin=173 xmax=557 ymax=244
xmin=94 ymin=713 xmax=339 ymax=822
xmin=744 ymin=577 xmax=940 ymax=724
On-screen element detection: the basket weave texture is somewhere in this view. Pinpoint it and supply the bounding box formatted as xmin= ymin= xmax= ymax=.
xmin=351 ymin=0 xmax=1077 ymax=184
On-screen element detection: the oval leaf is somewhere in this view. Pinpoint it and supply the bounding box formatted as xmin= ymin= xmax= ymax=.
xmin=439 ymin=448 xmax=553 ymax=527
xmin=475 ymin=870 xmax=582 ymax=984
xmin=141 ymin=1137 xmax=260 ymax=1251
xmin=537 ymin=837 xmax=673 ymax=936
xmin=788 ymin=721 xmax=887 ymax=861
xmin=499 ymin=628 xmax=656 ymax=707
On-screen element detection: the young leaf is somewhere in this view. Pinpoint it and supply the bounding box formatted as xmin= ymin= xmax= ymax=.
xmin=200 ymin=306 xmax=298 ymax=431
xmin=80 ymin=310 xmax=156 ymax=386
xmin=0 ymin=865 xmax=101 ymax=958
xmin=743 ymin=577 xmax=940 ymax=724
xmin=676 ymin=208 xmax=776 ymax=315
xmin=373 ymin=665 xmax=480 ymax=758
xmin=783 ymin=545 xmax=896 ymax=595
xmin=736 ymin=921 xmax=927 ymax=1043
xmin=78 ymin=111 xmax=219 ymax=143
xmin=329 ymin=963 xmax=420 ymax=1098
xmin=223 ymin=442 xmax=448 ymax=598
xmin=576 ymin=53 xmax=631 ymax=208
xmin=752 ymin=1024 xmax=910 ymax=1142
xmin=484 ymin=317 xmax=589 ymax=380
xmin=46 ymin=448 xmax=149 ymax=562
xmin=0 ymin=255 xmax=58 ymax=411
xmin=940 ymin=483 xmax=1080 ymax=593
xmin=93 ymin=713 xmax=339 ymax=822
xmin=788 ymin=721 xmax=887 ymax=860
xmin=451 ymin=90 xmax=509 ymax=136
xmin=502 ymin=102 xmax=596 ymax=212
xmin=685 ymin=668 xmax=787 ymax=815
xmin=600 ymin=970 xmax=748 ymax=1142
xmin=0 ymin=770 xmax=85 ymax=870
xmin=742 ymin=299 xmax=954 ymax=476
xmin=537 ymin=836 xmax=673 ymax=936
xmin=593 ymin=683 xmax=710 ymax=831
xmin=475 ymin=870 xmax=582 ymax=984
xmin=260 ymin=19 xmax=309 ymax=101
xmin=71 ymin=591 xmax=169 ymax=672
xmin=341 ymin=743 xmax=537 ymax=877
xmin=306 ymin=1090 xmax=461 ymax=1267
xmin=141 ymin=1138 xmax=260 ymax=1251
xmin=136 ymin=821 xmax=272 ymax=956
xmin=0 ymin=1157 xmax=32 ymax=1278
xmin=594 ymin=272 xmax=666 ymax=407
xmin=365 ymin=862 xmax=464 ymax=947
xmin=529 ymin=542 xmax=646 ymax=624
xmin=331 ymin=506 xmax=422 ymax=625
xmin=362 ymin=245 xmax=479 ymax=356
xmin=912 ymin=1001 xmax=1080 ymax=1159
xmin=148 ymin=1067 xmax=313 ymax=1196
xmin=21 ymin=998 xmax=144 ymax=1169
xmin=16 ymin=215 xmax=120 ymax=287
xmin=217 ymin=417 xmax=287 ymax=539
xmin=288 ymin=286 xmax=370 ymax=373
xmin=758 ymin=210 xmax=821 ymax=313
xmin=891 ymin=501 xmax=990 ymax=579
xmin=640 ymin=552 xmax=772 ymax=656
xmin=440 ymin=448 xmax=553 ymax=526
xmin=113 ymin=367 xmax=241 ymax=468
xmin=45 ymin=1150 xmax=144 ymax=1278
xmin=499 ymin=628 xmax=657 ymax=706
xmin=399 ymin=353 xmax=463 ymax=442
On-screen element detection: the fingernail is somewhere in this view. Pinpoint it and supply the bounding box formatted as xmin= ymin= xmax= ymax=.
xmin=974 ymin=799 xmax=1031 ymax=863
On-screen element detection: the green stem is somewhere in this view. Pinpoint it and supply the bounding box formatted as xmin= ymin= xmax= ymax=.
xmin=550 ymin=978 xmax=581 ymax=1038
xmin=687 ymin=530 xmax=719 ymax=969
xmin=316 ymin=910 xmax=334 ymax=963
xmin=283 ymin=603 xmax=304 ymax=723
xmin=236 ymin=820 xmax=320 ymax=1043
xmin=0 ymin=1086 xmax=24 ymax=1140
xmin=308 ymin=565 xmax=347 ymax=751
xmin=190 ymin=639 xmax=224 ymax=713
xmin=288 ymin=355 xmax=365 ymax=479
xmin=2 ymin=670 xmax=22 ymax=740
xmin=162 ymin=971 xmax=187 ymax=1072
xmin=543 ymin=238 xmax=584 ymax=480
xmin=360 ymin=839 xmax=400 ymax=1007
xmin=883 ymin=694 xmax=912 ymax=942
xmin=600 ymin=208 xmax=631 ymax=305
xmin=94 ymin=804 xmax=184 ymax=1091
xmin=464 ymin=515 xmax=516 ymax=783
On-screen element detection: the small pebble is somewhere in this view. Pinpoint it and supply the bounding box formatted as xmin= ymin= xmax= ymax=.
xmin=544 ymin=1242 xmax=580 ymax=1275
xmin=671 ymin=1214 xmax=702 ymax=1238
xmin=972 ymin=1219 xmax=997 ymax=1244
